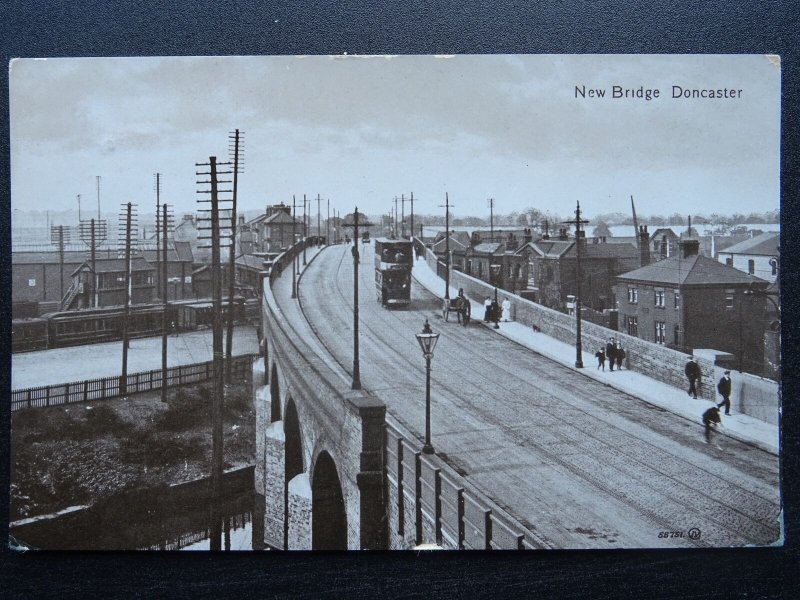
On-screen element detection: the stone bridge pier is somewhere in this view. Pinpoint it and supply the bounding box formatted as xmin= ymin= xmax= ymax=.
xmin=253 ymin=245 xmax=387 ymax=550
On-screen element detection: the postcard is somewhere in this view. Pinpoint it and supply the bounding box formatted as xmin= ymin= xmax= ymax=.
xmin=9 ymin=54 xmax=781 ymax=550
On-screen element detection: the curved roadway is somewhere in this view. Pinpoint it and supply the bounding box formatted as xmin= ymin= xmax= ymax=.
xmin=294 ymin=243 xmax=780 ymax=549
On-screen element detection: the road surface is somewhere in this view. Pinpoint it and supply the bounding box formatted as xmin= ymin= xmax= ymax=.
xmin=291 ymin=243 xmax=780 ymax=549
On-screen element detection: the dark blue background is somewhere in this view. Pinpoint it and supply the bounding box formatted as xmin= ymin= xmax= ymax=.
xmin=1 ymin=2 xmax=798 ymax=598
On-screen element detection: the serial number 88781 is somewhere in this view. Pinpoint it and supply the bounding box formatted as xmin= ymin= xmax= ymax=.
xmin=658 ymin=531 xmax=684 ymax=538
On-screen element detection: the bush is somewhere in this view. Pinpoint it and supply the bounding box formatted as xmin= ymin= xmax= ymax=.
xmin=157 ymin=385 xmax=212 ymax=431
xmin=117 ymin=428 xmax=206 ymax=467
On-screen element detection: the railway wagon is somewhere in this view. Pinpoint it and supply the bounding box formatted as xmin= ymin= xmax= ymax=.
xmin=374 ymin=238 xmax=413 ymax=307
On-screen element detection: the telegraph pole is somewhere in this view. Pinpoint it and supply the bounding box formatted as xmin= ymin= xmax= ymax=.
xmin=393 ymin=197 xmax=399 ymax=238
xmin=161 ymin=202 xmax=171 ymax=403
xmin=118 ymin=203 xmax=136 ymax=395
xmin=226 ymin=129 xmax=244 ymax=382
xmin=327 ymin=198 xmax=330 ymax=245
xmin=401 ymin=194 xmax=406 ymax=238
xmin=439 ymin=193 xmax=453 ymax=300
xmin=564 ymin=201 xmax=589 ymax=368
xmin=50 ymin=225 xmax=70 ymax=302
xmin=317 ymin=193 xmax=321 ymax=244
xmin=196 ymin=156 xmax=234 ymax=507
xmin=80 ymin=216 xmax=107 ymax=308
xmin=77 ymin=194 xmax=82 ymax=222
xmin=341 ymin=209 xmax=373 ymax=390
xmin=488 ymin=197 xmax=495 ymax=243
xmin=292 ymin=195 xmax=298 ymax=298
xmin=303 ymin=194 xmax=308 ymax=265
xmin=409 ymin=192 xmax=415 ymax=241
xmin=154 ymin=173 xmax=161 ymax=301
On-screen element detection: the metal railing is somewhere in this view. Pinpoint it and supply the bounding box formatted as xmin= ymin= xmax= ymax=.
xmin=11 ymin=353 xmax=258 ymax=411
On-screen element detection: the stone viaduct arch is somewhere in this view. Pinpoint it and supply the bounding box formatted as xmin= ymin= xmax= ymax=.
xmin=253 ymin=244 xmax=386 ymax=550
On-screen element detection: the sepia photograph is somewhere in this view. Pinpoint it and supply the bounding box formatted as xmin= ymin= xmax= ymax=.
xmin=8 ymin=54 xmax=781 ymax=551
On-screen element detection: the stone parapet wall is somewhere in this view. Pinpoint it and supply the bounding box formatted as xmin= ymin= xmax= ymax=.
xmin=258 ymin=241 xmax=387 ymax=549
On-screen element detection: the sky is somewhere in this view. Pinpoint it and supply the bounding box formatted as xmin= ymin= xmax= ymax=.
xmin=9 ymin=54 xmax=781 ymax=222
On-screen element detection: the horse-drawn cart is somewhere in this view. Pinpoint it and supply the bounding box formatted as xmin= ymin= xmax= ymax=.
xmin=443 ymin=295 xmax=471 ymax=325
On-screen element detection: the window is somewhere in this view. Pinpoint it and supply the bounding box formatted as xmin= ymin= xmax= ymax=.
xmin=726 ymin=257 xmax=733 ymax=266
xmin=628 ymin=287 xmax=638 ymax=304
xmin=674 ymin=290 xmax=680 ymax=310
xmin=626 ymin=315 xmax=638 ymax=336
xmin=655 ymin=321 xmax=666 ymax=344
xmin=748 ymin=259 xmax=755 ymax=275
xmin=771 ymin=259 xmax=778 ymax=276
xmin=725 ymin=289 xmax=735 ymax=309
xmin=654 ymin=289 xmax=665 ymax=307
xmin=28 ymin=278 xmax=36 ymax=287
xmin=674 ymin=324 xmax=680 ymax=345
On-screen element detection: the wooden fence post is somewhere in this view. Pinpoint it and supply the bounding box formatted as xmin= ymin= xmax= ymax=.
xmin=27 ymin=388 xmax=31 ymax=409
xmin=83 ymin=380 xmax=88 ymax=402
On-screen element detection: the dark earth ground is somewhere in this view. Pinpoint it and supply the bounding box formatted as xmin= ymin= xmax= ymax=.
xmin=10 ymin=382 xmax=255 ymax=522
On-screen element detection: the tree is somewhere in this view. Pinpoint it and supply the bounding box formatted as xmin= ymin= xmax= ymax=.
xmin=516 ymin=213 xmax=529 ymax=226
xmin=592 ymin=221 xmax=612 ymax=238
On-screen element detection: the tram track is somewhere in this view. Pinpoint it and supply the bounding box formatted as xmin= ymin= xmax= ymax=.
xmin=294 ymin=244 xmax=780 ymax=547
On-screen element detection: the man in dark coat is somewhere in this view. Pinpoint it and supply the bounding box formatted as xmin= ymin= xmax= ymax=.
xmin=606 ymin=338 xmax=617 ymax=371
xmin=717 ymin=370 xmax=732 ymax=415
xmin=685 ymin=357 xmax=701 ymax=399
xmin=702 ymin=405 xmax=722 ymax=446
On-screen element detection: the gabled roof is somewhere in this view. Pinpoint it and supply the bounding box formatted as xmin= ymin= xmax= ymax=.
xmin=617 ymin=254 xmax=768 ymax=287
xmin=433 ymin=230 xmax=471 ymax=247
xmin=235 ymin=254 xmax=266 ymax=270
xmin=72 ymin=255 xmax=153 ymax=276
xmin=530 ymin=240 xmax=573 ymax=258
xmin=432 ymin=236 xmax=468 ymax=253
xmin=717 ymin=232 xmax=779 ymax=257
xmin=264 ymin=210 xmax=301 ymax=225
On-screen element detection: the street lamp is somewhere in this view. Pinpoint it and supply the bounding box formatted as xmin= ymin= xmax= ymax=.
xmin=415 ymin=319 xmax=439 ymax=455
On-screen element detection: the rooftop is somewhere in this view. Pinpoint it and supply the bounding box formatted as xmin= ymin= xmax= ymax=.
xmin=617 ymin=253 xmax=768 ymax=286
xmin=718 ymin=232 xmax=779 ymax=256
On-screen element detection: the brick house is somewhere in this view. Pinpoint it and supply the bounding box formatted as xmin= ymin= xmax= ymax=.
xmin=614 ymin=239 xmax=769 ymax=373
xmin=248 ymin=203 xmax=304 ymax=252
xmin=192 ymin=254 xmax=266 ymax=299
xmin=527 ymin=236 xmax=639 ymax=312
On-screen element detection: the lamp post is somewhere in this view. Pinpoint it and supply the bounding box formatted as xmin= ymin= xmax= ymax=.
xmin=415 ymin=319 xmax=439 ymax=455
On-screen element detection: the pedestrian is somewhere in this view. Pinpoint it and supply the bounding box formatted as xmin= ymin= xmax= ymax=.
xmin=490 ymin=298 xmax=500 ymax=326
xmin=595 ymin=348 xmax=606 ymax=371
xmin=484 ymin=297 xmax=492 ymax=322
xmin=501 ymin=298 xmax=511 ymax=322
xmin=717 ymin=370 xmax=732 ymax=416
xmin=685 ymin=357 xmax=701 ymax=399
xmin=606 ymin=338 xmax=617 ymax=371
xmin=702 ymin=405 xmax=722 ymax=447
xmin=615 ymin=346 xmax=625 ymax=371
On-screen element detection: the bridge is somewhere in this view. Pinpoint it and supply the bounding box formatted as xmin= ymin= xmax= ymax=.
xmin=253 ymin=240 xmax=780 ymax=550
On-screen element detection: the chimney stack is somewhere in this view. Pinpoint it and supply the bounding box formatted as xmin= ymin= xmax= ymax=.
xmin=679 ymin=239 xmax=700 ymax=258
xmin=638 ymin=225 xmax=651 ymax=267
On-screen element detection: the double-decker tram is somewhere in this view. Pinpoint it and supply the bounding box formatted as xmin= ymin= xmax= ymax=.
xmin=374 ymin=238 xmax=413 ymax=307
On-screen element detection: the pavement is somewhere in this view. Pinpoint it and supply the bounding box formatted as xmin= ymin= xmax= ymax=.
xmin=411 ymin=256 xmax=779 ymax=456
